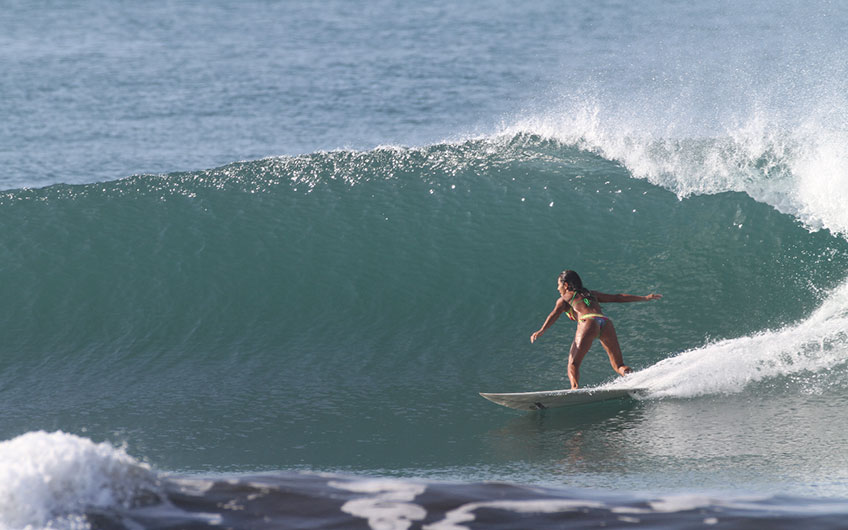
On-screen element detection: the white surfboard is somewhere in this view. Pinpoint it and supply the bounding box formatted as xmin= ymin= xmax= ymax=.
xmin=480 ymin=387 xmax=647 ymax=411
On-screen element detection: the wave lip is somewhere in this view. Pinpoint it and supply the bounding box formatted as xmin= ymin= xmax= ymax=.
xmin=504 ymin=91 xmax=848 ymax=239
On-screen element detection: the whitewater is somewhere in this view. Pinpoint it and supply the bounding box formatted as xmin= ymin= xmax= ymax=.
xmin=3 ymin=0 xmax=848 ymax=528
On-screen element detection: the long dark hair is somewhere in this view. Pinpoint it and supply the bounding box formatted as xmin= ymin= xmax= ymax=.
xmin=559 ymin=270 xmax=593 ymax=299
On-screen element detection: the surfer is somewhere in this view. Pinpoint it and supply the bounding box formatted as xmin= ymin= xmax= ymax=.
xmin=530 ymin=270 xmax=662 ymax=389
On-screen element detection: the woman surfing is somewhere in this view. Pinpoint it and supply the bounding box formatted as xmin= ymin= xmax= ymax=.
xmin=531 ymin=270 xmax=662 ymax=389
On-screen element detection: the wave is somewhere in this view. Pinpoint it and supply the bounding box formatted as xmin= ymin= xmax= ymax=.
xmin=3 ymin=135 xmax=848 ymax=524
xmin=5 ymin=431 xmax=848 ymax=529
xmin=0 ymin=134 xmax=846 ymax=409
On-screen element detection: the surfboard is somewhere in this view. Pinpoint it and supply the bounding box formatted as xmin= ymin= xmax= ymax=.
xmin=479 ymin=387 xmax=647 ymax=411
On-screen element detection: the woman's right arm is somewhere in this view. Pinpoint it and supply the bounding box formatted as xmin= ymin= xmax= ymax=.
xmin=531 ymin=299 xmax=566 ymax=343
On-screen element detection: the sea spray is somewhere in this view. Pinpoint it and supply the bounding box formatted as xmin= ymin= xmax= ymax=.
xmin=0 ymin=431 xmax=159 ymax=529
xmin=612 ymin=278 xmax=848 ymax=399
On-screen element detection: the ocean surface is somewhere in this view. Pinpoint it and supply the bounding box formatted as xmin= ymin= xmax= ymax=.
xmin=3 ymin=0 xmax=848 ymax=528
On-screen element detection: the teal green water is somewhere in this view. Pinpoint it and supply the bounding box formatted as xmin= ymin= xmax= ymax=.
xmin=2 ymin=136 xmax=848 ymax=497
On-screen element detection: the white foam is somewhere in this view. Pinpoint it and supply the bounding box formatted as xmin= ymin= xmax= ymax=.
xmin=424 ymin=498 xmax=606 ymax=530
xmin=329 ymin=479 xmax=427 ymax=530
xmin=0 ymin=431 xmax=159 ymax=530
xmin=503 ymin=89 xmax=848 ymax=238
xmin=610 ymin=279 xmax=848 ymax=398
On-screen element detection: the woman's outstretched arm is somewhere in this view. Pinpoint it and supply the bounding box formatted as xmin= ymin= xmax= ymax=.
xmin=592 ymin=291 xmax=663 ymax=303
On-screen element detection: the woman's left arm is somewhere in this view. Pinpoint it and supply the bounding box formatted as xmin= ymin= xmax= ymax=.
xmin=592 ymin=291 xmax=663 ymax=303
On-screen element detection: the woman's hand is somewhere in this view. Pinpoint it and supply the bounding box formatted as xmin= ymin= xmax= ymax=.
xmin=530 ymin=330 xmax=543 ymax=343
xmin=645 ymin=293 xmax=663 ymax=301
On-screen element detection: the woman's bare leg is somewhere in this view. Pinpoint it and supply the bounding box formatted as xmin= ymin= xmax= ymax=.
xmin=567 ymin=321 xmax=601 ymax=389
xmin=598 ymin=320 xmax=631 ymax=376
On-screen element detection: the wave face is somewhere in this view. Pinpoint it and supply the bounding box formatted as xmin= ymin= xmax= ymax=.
xmin=2 ymin=136 xmax=846 ymax=394
xmin=2 ymin=134 xmax=848 ymax=504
